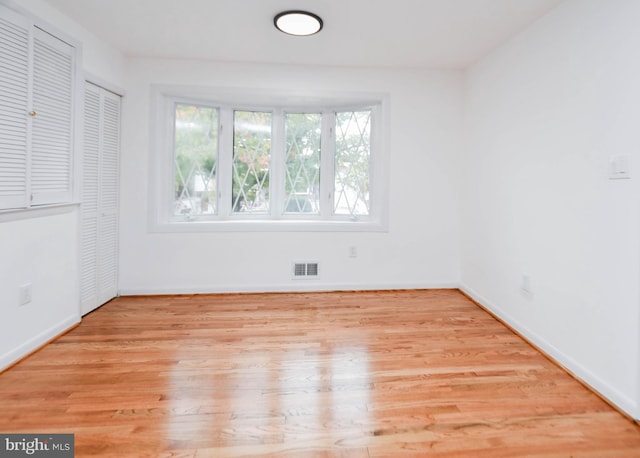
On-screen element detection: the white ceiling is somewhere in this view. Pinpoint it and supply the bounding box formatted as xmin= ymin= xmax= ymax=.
xmin=43 ymin=0 xmax=564 ymax=69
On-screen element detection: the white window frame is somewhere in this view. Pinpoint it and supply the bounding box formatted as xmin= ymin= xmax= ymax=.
xmin=149 ymin=85 xmax=389 ymax=232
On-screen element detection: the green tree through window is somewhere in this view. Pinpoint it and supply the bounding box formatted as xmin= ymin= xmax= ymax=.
xmin=284 ymin=113 xmax=321 ymax=214
xmin=173 ymin=104 xmax=218 ymax=217
xmin=232 ymin=111 xmax=272 ymax=213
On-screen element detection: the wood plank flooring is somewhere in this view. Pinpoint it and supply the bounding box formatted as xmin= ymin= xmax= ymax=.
xmin=0 ymin=289 xmax=639 ymax=457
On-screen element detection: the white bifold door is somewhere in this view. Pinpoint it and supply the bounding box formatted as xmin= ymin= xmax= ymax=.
xmin=80 ymin=82 xmax=121 ymax=315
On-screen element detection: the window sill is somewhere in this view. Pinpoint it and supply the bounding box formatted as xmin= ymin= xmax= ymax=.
xmin=149 ymin=218 xmax=388 ymax=233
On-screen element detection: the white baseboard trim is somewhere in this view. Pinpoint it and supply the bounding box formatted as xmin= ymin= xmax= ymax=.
xmin=0 ymin=314 xmax=80 ymax=372
xmin=118 ymin=281 xmax=460 ymax=296
xmin=460 ymin=283 xmax=638 ymax=422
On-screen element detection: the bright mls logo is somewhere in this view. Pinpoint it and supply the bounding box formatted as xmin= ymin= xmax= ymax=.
xmin=0 ymin=434 xmax=73 ymax=457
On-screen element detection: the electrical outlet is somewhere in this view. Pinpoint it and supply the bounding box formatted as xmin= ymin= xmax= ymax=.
xmin=609 ymin=154 xmax=631 ymax=179
xmin=19 ymin=283 xmax=32 ymax=306
xmin=348 ymin=246 xmax=357 ymax=258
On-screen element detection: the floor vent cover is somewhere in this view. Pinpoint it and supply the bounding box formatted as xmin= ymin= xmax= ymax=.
xmin=293 ymin=262 xmax=319 ymax=279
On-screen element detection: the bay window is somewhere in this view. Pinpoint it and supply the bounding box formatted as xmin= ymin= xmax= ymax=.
xmin=151 ymin=87 xmax=387 ymax=232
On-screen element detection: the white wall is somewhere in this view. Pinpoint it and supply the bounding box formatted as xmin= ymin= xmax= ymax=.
xmin=0 ymin=0 xmax=125 ymax=370
xmin=118 ymin=59 xmax=463 ymax=294
xmin=0 ymin=209 xmax=80 ymax=369
xmin=460 ymin=0 xmax=640 ymax=419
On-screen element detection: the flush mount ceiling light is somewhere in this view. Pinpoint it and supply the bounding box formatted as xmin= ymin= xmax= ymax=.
xmin=274 ymin=10 xmax=323 ymax=36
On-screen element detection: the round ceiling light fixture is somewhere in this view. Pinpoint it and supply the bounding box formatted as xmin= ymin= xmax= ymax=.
xmin=274 ymin=10 xmax=323 ymax=36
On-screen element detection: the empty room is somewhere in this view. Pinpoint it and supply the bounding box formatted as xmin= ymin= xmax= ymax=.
xmin=1 ymin=0 xmax=640 ymax=456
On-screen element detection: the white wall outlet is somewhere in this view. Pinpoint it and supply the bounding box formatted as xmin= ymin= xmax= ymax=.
xmin=609 ymin=154 xmax=631 ymax=179
xmin=19 ymin=283 xmax=32 ymax=306
xmin=348 ymin=246 xmax=358 ymax=258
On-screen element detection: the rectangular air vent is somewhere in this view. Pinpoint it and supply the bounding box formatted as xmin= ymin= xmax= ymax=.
xmin=292 ymin=262 xmax=319 ymax=279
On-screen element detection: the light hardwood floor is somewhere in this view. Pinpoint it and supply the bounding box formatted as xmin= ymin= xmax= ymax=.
xmin=1 ymin=289 xmax=639 ymax=457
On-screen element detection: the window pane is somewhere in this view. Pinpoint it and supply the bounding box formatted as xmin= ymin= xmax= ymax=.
xmin=174 ymin=104 xmax=218 ymax=217
xmin=233 ymin=111 xmax=272 ymax=213
xmin=334 ymin=110 xmax=371 ymax=216
xmin=284 ymin=113 xmax=321 ymax=214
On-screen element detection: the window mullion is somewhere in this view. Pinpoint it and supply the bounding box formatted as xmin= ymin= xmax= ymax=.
xmin=270 ymin=109 xmax=284 ymax=218
xmin=320 ymin=110 xmax=335 ymax=219
xmin=217 ymin=107 xmax=233 ymax=218
xmin=166 ymin=99 xmax=178 ymax=221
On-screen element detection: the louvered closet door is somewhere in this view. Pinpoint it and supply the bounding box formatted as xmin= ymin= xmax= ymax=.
xmin=80 ymin=82 xmax=121 ymax=315
xmin=97 ymin=90 xmax=120 ymax=306
xmin=0 ymin=5 xmax=30 ymax=209
xmin=80 ymin=83 xmax=100 ymax=313
xmin=31 ymin=26 xmax=74 ymax=206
